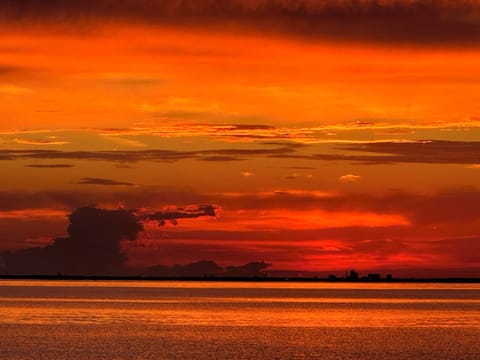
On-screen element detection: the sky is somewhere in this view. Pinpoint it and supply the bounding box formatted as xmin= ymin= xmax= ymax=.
xmin=1 ymin=0 xmax=480 ymax=277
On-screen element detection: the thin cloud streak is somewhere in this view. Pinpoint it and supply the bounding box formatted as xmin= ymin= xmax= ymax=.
xmin=77 ymin=178 xmax=136 ymax=187
xmin=2 ymin=140 xmax=480 ymax=165
xmin=25 ymin=164 xmax=74 ymax=168
xmin=14 ymin=138 xmax=69 ymax=146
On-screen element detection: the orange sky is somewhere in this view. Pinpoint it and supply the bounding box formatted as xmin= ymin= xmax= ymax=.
xmin=1 ymin=0 xmax=480 ymax=277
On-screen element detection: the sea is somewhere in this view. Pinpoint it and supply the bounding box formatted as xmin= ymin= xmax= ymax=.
xmin=0 ymin=280 xmax=479 ymax=359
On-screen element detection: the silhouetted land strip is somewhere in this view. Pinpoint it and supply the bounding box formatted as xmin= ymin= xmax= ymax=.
xmin=0 ymin=275 xmax=479 ymax=283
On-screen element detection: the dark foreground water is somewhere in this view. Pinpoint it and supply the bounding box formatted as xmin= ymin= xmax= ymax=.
xmin=0 ymin=280 xmax=479 ymax=359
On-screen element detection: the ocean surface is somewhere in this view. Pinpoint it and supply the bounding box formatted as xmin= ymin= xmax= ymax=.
xmin=0 ymin=280 xmax=479 ymax=359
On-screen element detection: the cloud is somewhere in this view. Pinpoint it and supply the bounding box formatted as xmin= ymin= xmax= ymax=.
xmin=78 ymin=178 xmax=136 ymax=187
xmin=2 ymin=207 xmax=143 ymax=275
xmin=4 ymin=122 xmax=479 ymax=148
xmin=96 ymin=123 xmax=315 ymax=143
xmin=14 ymin=138 xmax=69 ymax=146
xmin=0 ymin=143 xmax=299 ymax=163
xmin=339 ymin=174 xmax=361 ymax=183
xmin=105 ymin=137 xmax=147 ymax=148
xmin=200 ymin=155 xmax=245 ymax=162
xmin=0 ymin=209 xmax=67 ymax=220
xmin=333 ymin=140 xmax=480 ymax=165
xmin=6 ymin=133 xmax=480 ymax=165
xmin=265 ymin=140 xmax=480 ymax=165
xmin=1 ymin=1 xmax=480 ymax=46
xmin=1 ymin=189 xmax=480 ymax=274
xmin=25 ymin=164 xmax=74 ymax=169
xmin=142 ymin=204 xmax=219 ymax=226
xmin=2 ymin=204 xmax=219 ymax=275
xmin=1 ymin=186 xmax=478 ymax=224
xmin=0 ymin=189 xmax=221 ymax=212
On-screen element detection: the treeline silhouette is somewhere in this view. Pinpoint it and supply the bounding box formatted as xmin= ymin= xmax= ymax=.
xmin=145 ymin=260 xmax=271 ymax=278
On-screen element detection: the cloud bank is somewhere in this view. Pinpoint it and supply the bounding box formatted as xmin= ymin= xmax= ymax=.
xmin=1 ymin=1 xmax=480 ymax=46
xmin=2 ymin=140 xmax=480 ymax=165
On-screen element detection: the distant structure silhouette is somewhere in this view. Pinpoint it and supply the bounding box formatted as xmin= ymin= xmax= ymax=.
xmin=348 ymin=269 xmax=359 ymax=281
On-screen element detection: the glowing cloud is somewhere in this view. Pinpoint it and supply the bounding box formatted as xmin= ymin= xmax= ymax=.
xmin=339 ymin=174 xmax=361 ymax=183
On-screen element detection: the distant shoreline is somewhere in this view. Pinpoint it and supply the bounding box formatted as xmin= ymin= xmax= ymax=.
xmin=0 ymin=275 xmax=479 ymax=283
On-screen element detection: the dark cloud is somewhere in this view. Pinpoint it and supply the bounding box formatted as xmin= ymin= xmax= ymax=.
xmin=78 ymin=177 xmax=135 ymax=186
xmin=3 ymin=207 xmax=143 ymax=275
xmin=335 ymin=140 xmax=480 ymax=165
xmin=0 ymin=144 xmax=297 ymax=163
xmin=199 ymin=155 xmax=245 ymax=162
xmin=1 ymin=187 xmax=480 ymax=228
xmin=2 ymin=204 xmax=219 ymax=275
xmin=25 ymin=164 xmax=74 ymax=168
xmin=0 ymin=189 xmax=218 ymax=211
xmin=1 ymin=1 xmax=479 ymax=46
xmin=267 ymin=140 xmax=480 ymax=165
xmin=144 ymin=226 xmax=412 ymax=243
xmin=228 ymin=124 xmax=276 ymax=131
xmin=143 ymin=204 xmax=219 ymax=226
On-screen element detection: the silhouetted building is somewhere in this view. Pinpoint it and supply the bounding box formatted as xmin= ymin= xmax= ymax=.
xmin=348 ymin=269 xmax=359 ymax=281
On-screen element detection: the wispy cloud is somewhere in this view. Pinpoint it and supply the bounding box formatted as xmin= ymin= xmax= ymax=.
xmin=0 ymin=143 xmax=299 ymax=163
xmin=3 ymin=140 xmax=480 ymax=165
xmin=96 ymin=123 xmax=317 ymax=143
xmin=25 ymin=164 xmax=74 ymax=169
xmin=14 ymin=138 xmax=69 ymax=146
xmin=241 ymin=171 xmax=254 ymax=177
xmin=139 ymin=204 xmax=219 ymax=226
xmin=2 ymin=120 xmax=480 ymax=146
xmin=78 ymin=178 xmax=136 ymax=187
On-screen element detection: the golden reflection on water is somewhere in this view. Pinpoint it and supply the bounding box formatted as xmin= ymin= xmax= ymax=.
xmin=0 ymin=280 xmax=479 ymax=328
xmin=1 ymin=281 xmax=479 ymax=359
xmin=1 ymin=279 xmax=479 ymax=290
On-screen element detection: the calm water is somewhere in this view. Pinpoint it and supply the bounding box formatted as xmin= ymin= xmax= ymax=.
xmin=0 ymin=281 xmax=479 ymax=359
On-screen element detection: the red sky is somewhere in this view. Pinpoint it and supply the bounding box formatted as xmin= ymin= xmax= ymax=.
xmin=1 ymin=0 xmax=480 ymax=277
